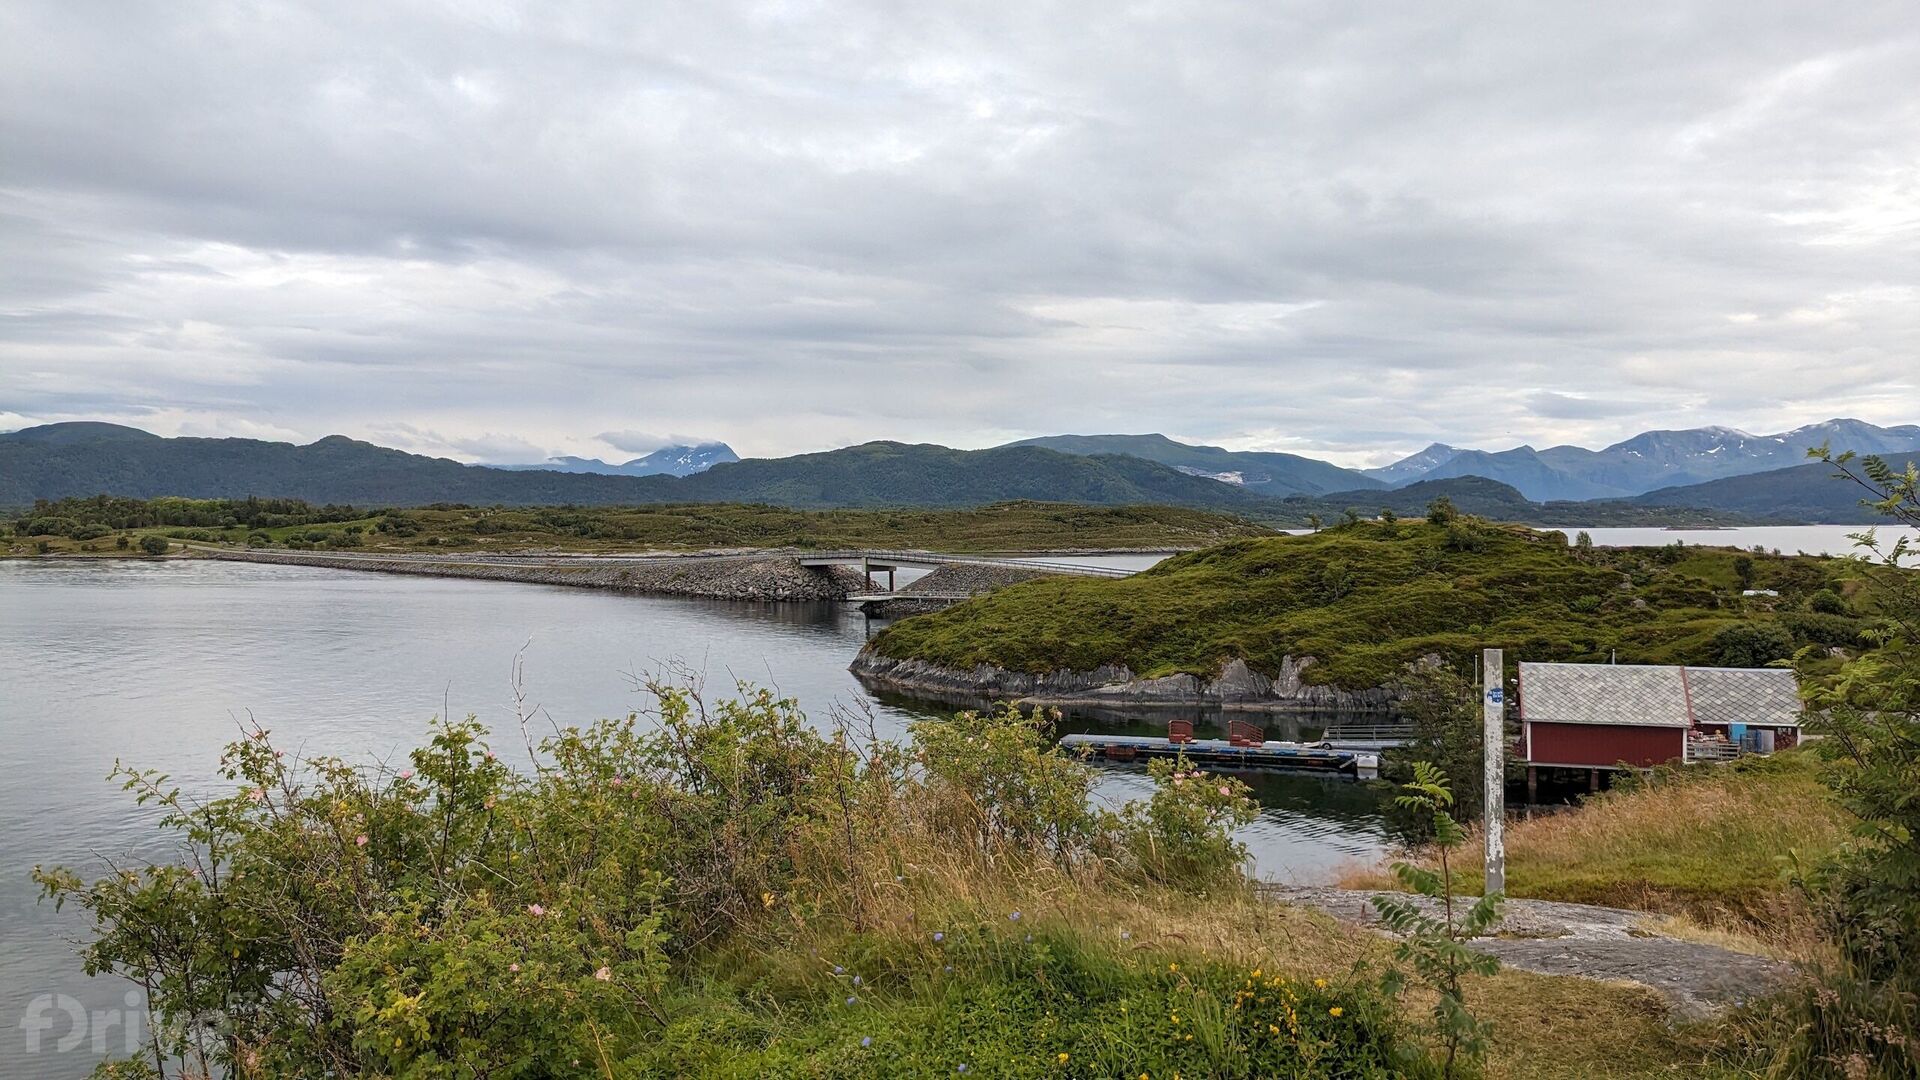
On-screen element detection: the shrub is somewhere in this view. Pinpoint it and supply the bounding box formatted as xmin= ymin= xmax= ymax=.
xmin=137 ymin=535 xmax=169 ymax=556
xmin=912 ymin=703 xmax=1095 ymax=859
xmin=1712 ymin=622 xmax=1794 ymax=667
xmin=1104 ymin=754 xmax=1256 ymax=888
xmin=70 ymin=523 xmax=113 ymax=541
xmin=1808 ymin=588 xmax=1850 ymax=615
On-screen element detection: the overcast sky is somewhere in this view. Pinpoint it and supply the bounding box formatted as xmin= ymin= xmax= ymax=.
xmin=2 ymin=2 xmax=1916 ymax=466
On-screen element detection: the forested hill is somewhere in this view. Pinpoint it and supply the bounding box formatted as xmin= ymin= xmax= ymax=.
xmin=1629 ymin=447 xmax=1920 ymax=521
xmin=0 ymin=425 xmax=1279 ymax=512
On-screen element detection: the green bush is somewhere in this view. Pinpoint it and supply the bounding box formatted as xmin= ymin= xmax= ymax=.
xmin=137 ymin=534 xmax=169 ymax=556
xmin=70 ymin=523 xmax=113 ymax=541
xmin=1711 ymin=622 xmax=1794 ymax=667
xmin=1808 ymin=588 xmax=1850 ymax=615
xmin=912 ymin=704 xmax=1096 ymax=858
xmin=1103 ymin=754 xmax=1256 ymax=888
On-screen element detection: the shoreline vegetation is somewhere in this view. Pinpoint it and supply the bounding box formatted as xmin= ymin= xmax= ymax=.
xmin=5 ymin=496 xmax=1274 ymax=559
xmin=34 ymin=683 xmax=1771 ymax=1080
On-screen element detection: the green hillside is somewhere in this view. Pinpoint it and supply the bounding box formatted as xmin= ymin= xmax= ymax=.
xmin=1006 ymin=433 xmax=1380 ymax=496
xmin=868 ymin=518 xmax=1875 ymax=690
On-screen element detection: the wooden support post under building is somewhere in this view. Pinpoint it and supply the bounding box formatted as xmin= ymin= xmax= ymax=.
xmin=1526 ymin=765 xmax=1538 ymax=804
xmin=1482 ymin=647 xmax=1506 ymax=898
xmin=1589 ymin=768 xmax=1601 ymax=793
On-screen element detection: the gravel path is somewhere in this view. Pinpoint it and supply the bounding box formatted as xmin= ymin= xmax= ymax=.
xmin=1266 ymin=885 xmax=1796 ymax=1019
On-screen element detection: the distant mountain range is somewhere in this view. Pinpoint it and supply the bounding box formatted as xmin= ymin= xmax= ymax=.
xmin=2 ymin=419 xmax=1915 ymax=524
xmin=498 ymin=443 xmax=739 ymax=477
xmin=0 ymin=424 xmax=1271 ymax=513
xmin=1362 ymin=419 xmax=1920 ymax=502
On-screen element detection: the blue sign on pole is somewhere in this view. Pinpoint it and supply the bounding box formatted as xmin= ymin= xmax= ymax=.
xmin=1488 ymin=686 xmax=1504 ymax=705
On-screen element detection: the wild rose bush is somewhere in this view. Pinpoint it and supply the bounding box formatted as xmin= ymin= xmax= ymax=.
xmin=1104 ymin=754 xmax=1259 ymax=888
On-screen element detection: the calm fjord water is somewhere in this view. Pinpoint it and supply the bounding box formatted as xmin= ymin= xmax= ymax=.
xmin=0 ymin=559 xmax=1389 ymax=1075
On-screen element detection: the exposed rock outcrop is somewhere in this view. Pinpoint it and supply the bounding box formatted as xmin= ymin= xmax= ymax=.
xmin=849 ymin=651 xmax=1395 ymax=713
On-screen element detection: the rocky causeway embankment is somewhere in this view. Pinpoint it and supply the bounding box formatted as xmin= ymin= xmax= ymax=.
xmin=850 ymin=651 xmax=1395 ymax=713
xmin=203 ymin=548 xmax=869 ymax=602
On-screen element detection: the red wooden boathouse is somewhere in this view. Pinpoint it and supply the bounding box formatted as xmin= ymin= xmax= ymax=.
xmin=1517 ymin=661 xmax=1802 ymax=771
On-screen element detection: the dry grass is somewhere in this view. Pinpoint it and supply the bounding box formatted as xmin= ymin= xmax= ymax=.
xmin=1341 ymin=751 xmax=1848 ymax=951
xmin=724 ymin=832 xmax=1747 ymax=1079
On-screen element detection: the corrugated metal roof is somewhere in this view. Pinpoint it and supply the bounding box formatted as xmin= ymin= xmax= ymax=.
xmin=1517 ymin=662 xmax=1802 ymax=728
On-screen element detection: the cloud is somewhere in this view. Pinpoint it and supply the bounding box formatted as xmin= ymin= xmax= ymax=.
xmin=1524 ymin=392 xmax=1650 ymax=422
xmin=596 ymin=430 xmax=689 ymax=455
xmin=0 ymin=1 xmax=1916 ymax=463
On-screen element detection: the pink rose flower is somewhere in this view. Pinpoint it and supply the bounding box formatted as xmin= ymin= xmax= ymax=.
xmin=527 ymin=903 xmax=546 ymax=917
xmin=354 ymin=834 xmax=368 ymax=847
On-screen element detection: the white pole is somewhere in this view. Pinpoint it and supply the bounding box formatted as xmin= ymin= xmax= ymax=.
xmin=1483 ymin=647 xmax=1506 ymax=897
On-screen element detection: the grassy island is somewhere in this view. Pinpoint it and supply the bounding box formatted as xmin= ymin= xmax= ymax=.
xmin=868 ymin=516 xmax=1875 ymax=691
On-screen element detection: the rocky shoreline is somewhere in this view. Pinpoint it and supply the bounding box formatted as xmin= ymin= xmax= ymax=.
xmin=202 ymin=548 xmax=869 ymax=601
xmin=849 ymin=651 xmax=1396 ymax=713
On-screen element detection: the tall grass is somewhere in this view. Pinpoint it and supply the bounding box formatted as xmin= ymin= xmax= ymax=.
xmin=1342 ymin=751 xmax=1848 ymax=950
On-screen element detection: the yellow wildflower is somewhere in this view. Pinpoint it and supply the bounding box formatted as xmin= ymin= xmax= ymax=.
xmin=1057 ymin=1052 xmax=1070 ymax=1064
xmin=1168 ymin=962 xmax=1178 ymax=973
xmin=1313 ymin=978 xmax=1328 ymax=989
xmin=1250 ymin=968 xmax=1261 ymax=978
xmin=1329 ymin=1006 xmax=1344 ymax=1017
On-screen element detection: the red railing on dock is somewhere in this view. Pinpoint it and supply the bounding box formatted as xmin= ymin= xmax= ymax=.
xmin=1227 ymin=720 xmax=1265 ymax=747
xmin=1167 ymin=719 xmax=1194 ymax=744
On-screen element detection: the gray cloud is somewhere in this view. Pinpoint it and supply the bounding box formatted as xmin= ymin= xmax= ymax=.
xmin=1 ymin=2 xmax=1916 ymax=466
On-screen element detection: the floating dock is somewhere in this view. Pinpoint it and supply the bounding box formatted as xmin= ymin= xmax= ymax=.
xmin=1058 ymin=733 xmax=1380 ymax=778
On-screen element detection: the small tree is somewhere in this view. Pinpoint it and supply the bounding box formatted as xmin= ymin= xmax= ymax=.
xmin=1573 ymin=530 xmax=1593 ymax=554
xmin=1782 ymin=445 xmax=1920 ymax=1074
xmin=1733 ymin=554 xmax=1757 ymax=591
xmin=138 ymin=535 xmax=169 ymax=556
xmin=1305 ymin=512 xmax=1323 ymax=532
xmin=1425 ymin=497 xmax=1458 ymax=525
xmin=1372 ymin=762 xmax=1501 ymax=1078
xmin=1380 ymin=506 xmax=1398 ymax=526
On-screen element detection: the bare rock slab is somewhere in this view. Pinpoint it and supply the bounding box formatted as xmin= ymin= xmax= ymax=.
xmin=1266 ymin=885 xmax=1795 ymax=1020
